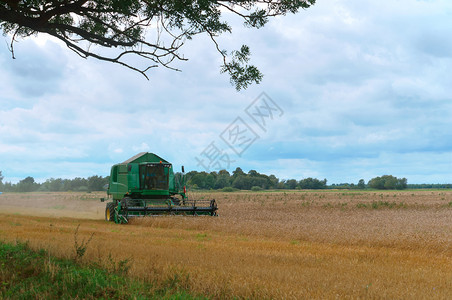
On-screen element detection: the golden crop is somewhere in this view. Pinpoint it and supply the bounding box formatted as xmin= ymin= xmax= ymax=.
xmin=1 ymin=190 xmax=451 ymax=298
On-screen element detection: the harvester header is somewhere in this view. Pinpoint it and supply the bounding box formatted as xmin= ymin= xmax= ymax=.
xmin=102 ymin=152 xmax=217 ymax=223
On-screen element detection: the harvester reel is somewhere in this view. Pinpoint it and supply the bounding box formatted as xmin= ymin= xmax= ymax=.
xmin=120 ymin=197 xmax=130 ymax=220
xmin=170 ymin=197 xmax=181 ymax=205
xmin=113 ymin=199 xmax=128 ymax=224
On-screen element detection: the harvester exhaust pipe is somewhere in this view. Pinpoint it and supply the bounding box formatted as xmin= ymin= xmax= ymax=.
xmin=182 ymin=165 xmax=187 ymax=195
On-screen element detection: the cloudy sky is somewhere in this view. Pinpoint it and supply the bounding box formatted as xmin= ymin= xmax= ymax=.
xmin=1 ymin=0 xmax=452 ymax=184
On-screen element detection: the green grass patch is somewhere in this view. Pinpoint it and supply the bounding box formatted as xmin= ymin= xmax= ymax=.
xmin=356 ymin=201 xmax=407 ymax=209
xmin=51 ymin=205 xmax=66 ymax=210
xmin=195 ymin=233 xmax=210 ymax=242
xmin=0 ymin=241 xmax=205 ymax=299
xmin=220 ymin=187 xmax=239 ymax=192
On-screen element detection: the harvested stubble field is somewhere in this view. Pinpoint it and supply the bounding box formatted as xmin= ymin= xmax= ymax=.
xmin=1 ymin=190 xmax=452 ymax=299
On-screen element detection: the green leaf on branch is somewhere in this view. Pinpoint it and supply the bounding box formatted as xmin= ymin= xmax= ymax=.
xmin=221 ymin=45 xmax=263 ymax=91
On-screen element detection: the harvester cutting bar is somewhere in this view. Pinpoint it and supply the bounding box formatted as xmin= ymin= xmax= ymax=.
xmin=115 ymin=198 xmax=218 ymax=223
xmin=126 ymin=205 xmax=216 ymax=214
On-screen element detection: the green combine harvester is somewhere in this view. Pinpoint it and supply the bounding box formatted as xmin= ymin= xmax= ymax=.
xmin=102 ymin=152 xmax=217 ymax=224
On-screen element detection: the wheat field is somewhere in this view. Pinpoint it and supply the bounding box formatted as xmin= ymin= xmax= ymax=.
xmin=1 ymin=190 xmax=452 ymax=298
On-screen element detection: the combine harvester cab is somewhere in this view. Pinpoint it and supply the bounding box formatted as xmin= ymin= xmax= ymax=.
xmin=103 ymin=152 xmax=217 ymax=224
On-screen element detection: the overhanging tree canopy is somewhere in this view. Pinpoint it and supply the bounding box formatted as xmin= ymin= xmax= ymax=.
xmin=0 ymin=0 xmax=315 ymax=90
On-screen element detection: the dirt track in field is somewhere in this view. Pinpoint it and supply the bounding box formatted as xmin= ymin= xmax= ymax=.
xmin=0 ymin=192 xmax=106 ymax=219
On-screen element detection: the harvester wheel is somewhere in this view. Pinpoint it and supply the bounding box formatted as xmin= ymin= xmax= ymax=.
xmin=105 ymin=202 xmax=115 ymax=222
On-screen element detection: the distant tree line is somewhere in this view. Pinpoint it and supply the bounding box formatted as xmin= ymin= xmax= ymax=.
xmin=367 ymin=175 xmax=407 ymax=190
xmin=331 ymin=176 xmax=408 ymax=190
xmin=407 ymin=183 xmax=452 ymax=189
xmin=185 ymin=167 xmax=328 ymax=190
xmin=0 ymin=171 xmax=108 ymax=193
xmin=0 ymin=169 xmax=449 ymax=193
xmin=330 ymin=179 xmax=367 ymax=190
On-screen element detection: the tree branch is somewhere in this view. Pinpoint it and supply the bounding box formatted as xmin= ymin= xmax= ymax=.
xmin=0 ymin=0 xmax=315 ymax=89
